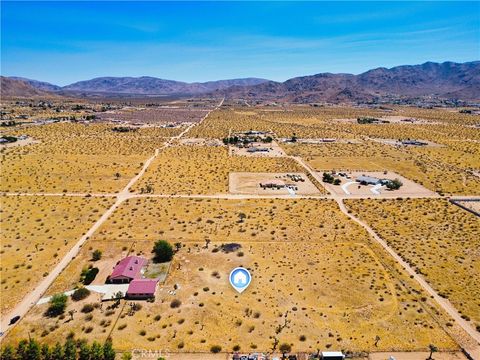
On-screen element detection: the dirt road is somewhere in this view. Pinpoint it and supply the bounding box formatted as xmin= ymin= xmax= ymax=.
xmin=0 ymin=98 xmax=224 ymax=336
xmin=290 ymin=154 xmax=480 ymax=356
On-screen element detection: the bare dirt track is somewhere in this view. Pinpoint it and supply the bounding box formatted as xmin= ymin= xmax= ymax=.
xmin=2 ymin=100 xmax=479 ymax=359
xmin=0 ymin=98 xmax=224 ymax=335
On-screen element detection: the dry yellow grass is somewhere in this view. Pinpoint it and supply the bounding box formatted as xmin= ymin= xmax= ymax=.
xmin=345 ymin=198 xmax=480 ymax=327
xmin=1 ymin=123 xmax=170 ymax=193
xmin=0 ymin=195 xmax=114 ymax=315
xmin=7 ymin=198 xmax=459 ymax=353
xmin=134 ymin=146 xmax=312 ymax=194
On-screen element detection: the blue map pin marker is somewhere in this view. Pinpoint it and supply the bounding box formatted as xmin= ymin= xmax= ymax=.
xmin=229 ymin=267 xmax=251 ymax=293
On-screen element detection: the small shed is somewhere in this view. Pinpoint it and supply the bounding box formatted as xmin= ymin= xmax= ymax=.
xmin=126 ymin=279 xmax=158 ymax=299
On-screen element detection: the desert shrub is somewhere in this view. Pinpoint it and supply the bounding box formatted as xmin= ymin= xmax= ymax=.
xmin=210 ymin=345 xmax=222 ymax=353
xmin=170 ymin=299 xmax=181 ymax=308
xmin=81 ymin=304 xmax=95 ymax=313
xmin=71 ymin=287 xmax=91 ymax=301
xmin=279 ymin=343 xmax=292 ymax=353
xmin=46 ymin=294 xmax=68 ymax=317
xmin=92 ymin=249 xmax=102 ymax=261
xmin=81 ymin=267 xmax=99 ymax=285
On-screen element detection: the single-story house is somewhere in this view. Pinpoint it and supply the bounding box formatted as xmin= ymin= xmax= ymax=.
xmin=126 ymin=279 xmax=158 ymax=299
xmin=356 ymin=175 xmax=382 ymax=185
xmin=247 ymin=147 xmax=269 ymax=153
xmin=109 ymin=256 xmax=147 ymax=284
xmin=401 ymin=139 xmax=428 ymax=146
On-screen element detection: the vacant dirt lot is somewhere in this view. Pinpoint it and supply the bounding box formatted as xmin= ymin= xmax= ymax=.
xmin=229 ymin=172 xmax=321 ymax=195
xmin=231 ymin=141 xmax=286 ymax=157
xmin=345 ymin=198 xmax=480 ymax=327
xmin=133 ymin=146 xmax=304 ymax=194
xmin=0 ymin=195 xmax=114 ymax=315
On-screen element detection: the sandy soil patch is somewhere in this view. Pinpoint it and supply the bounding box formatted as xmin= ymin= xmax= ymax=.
xmin=229 ymin=172 xmax=321 ymax=195
xmin=321 ymin=171 xmax=438 ymax=198
xmin=0 ymin=138 xmax=40 ymax=148
xmin=231 ymin=141 xmax=286 ymax=157
xmin=369 ymin=352 xmax=467 ymax=360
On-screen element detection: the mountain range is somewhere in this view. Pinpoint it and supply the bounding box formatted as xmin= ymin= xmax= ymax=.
xmin=213 ymin=61 xmax=480 ymax=102
xmin=2 ymin=61 xmax=479 ymax=102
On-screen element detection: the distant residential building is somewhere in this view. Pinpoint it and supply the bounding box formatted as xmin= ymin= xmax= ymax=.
xmin=247 ymin=147 xmax=269 ymax=153
xmin=356 ymin=175 xmax=382 ymax=185
xmin=401 ymin=139 xmax=428 ymax=146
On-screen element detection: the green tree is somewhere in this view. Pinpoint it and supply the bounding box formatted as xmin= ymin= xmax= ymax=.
xmin=386 ymin=178 xmax=403 ymax=190
xmin=322 ymin=172 xmax=334 ymax=184
xmin=41 ymin=343 xmax=51 ymax=360
xmin=121 ymin=353 xmax=133 ymax=360
xmin=26 ymin=339 xmax=41 ymax=360
xmin=63 ymin=338 xmax=76 ymax=360
xmin=90 ymin=341 xmax=103 ymax=360
xmin=51 ymin=343 xmax=64 ymax=360
xmin=103 ymin=340 xmax=115 ymax=360
xmin=0 ymin=345 xmax=15 ymax=360
xmin=78 ymin=342 xmax=91 ymax=360
xmin=152 ymin=240 xmax=174 ymax=263
xmin=16 ymin=339 xmax=28 ymax=360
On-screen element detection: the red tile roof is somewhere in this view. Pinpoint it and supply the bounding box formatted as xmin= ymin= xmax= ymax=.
xmin=110 ymin=256 xmax=147 ymax=280
xmin=127 ymin=279 xmax=158 ymax=295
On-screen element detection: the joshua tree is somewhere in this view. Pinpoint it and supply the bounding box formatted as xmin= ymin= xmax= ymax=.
xmin=374 ymin=335 xmax=380 ymax=347
xmin=427 ymin=344 xmax=438 ymax=360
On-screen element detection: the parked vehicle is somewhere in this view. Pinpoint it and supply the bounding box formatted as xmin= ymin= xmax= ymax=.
xmin=9 ymin=315 xmax=20 ymax=325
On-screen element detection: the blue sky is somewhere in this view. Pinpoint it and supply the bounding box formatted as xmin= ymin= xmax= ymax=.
xmin=1 ymin=1 xmax=479 ymax=85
